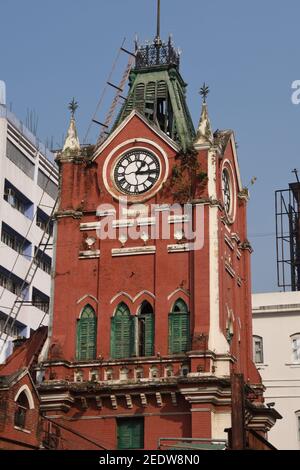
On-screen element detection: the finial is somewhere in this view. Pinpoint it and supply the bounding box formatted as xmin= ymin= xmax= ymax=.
xmin=68 ymin=98 xmax=78 ymax=118
xmin=62 ymin=99 xmax=80 ymax=154
xmin=194 ymin=83 xmax=213 ymax=148
xmin=200 ymin=83 xmax=210 ymax=103
xmin=154 ymin=0 xmax=162 ymax=46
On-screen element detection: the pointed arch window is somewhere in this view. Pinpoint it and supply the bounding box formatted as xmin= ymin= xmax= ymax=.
xmin=76 ymin=305 xmax=97 ymax=361
xmin=111 ymin=302 xmax=134 ymax=359
xmin=168 ymin=299 xmax=190 ymax=354
xmin=14 ymin=391 xmax=30 ymax=429
xmin=138 ymin=301 xmax=154 ymax=357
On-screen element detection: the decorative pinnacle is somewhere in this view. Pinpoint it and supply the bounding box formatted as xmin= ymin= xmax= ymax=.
xmin=68 ymin=98 xmax=78 ymax=118
xmin=199 ymin=83 xmax=210 ymax=103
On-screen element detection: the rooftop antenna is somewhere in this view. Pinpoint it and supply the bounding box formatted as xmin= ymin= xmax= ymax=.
xmin=154 ymin=0 xmax=162 ymax=46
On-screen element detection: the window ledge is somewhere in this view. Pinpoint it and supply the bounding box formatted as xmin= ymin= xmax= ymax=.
xmin=14 ymin=426 xmax=31 ymax=434
xmin=256 ymin=363 xmax=269 ymax=368
xmin=285 ymin=363 xmax=300 ymax=367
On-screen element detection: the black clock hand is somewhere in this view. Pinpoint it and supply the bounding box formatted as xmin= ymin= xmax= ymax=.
xmin=136 ymin=169 xmax=159 ymax=175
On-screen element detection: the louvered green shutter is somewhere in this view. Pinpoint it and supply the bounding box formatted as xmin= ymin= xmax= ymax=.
xmin=169 ymin=313 xmax=190 ymax=354
xmin=76 ymin=306 xmax=96 ymax=360
xmin=144 ymin=313 xmax=154 ymax=356
xmin=117 ymin=419 xmax=144 ymax=450
xmin=111 ymin=304 xmax=134 ymax=359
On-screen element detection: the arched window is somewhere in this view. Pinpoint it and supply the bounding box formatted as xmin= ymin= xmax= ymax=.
xmin=111 ymin=303 xmax=134 ymax=359
xmin=168 ymin=299 xmax=190 ymax=354
xmin=253 ymin=335 xmax=264 ymax=364
xmin=291 ymin=334 xmax=300 ymax=363
xmin=138 ymin=301 xmax=154 ymax=357
xmin=76 ymin=305 xmax=97 ymax=361
xmin=14 ymin=391 xmax=30 ymax=429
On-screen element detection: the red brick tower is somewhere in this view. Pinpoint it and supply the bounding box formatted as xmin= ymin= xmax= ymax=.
xmin=37 ymin=27 xmax=279 ymax=450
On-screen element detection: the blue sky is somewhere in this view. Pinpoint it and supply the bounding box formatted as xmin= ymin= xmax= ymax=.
xmin=1 ymin=0 xmax=299 ymax=293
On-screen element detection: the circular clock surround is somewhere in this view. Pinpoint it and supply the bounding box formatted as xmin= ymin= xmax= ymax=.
xmin=102 ymin=139 xmax=169 ymax=203
xmin=114 ymin=149 xmax=161 ymax=195
xmin=221 ymin=162 xmax=236 ymax=223
xmin=222 ymin=168 xmax=231 ymax=214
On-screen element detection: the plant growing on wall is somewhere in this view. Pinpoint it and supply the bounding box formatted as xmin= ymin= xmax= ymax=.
xmin=162 ymin=147 xmax=207 ymax=203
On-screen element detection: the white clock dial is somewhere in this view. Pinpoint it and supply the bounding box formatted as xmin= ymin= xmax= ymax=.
xmin=114 ymin=150 xmax=160 ymax=195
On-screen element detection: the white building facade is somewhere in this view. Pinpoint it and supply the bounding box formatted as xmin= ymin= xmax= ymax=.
xmin=252 ymin=291 xmax=300 ymax=450
xmin=0 ymin=81 xmax=58 ymax=362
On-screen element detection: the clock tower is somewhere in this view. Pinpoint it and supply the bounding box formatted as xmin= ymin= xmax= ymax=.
xmin=37 ymin=9 xmax=279 ymax=450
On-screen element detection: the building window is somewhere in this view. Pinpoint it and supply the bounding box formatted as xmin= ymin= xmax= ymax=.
xmin=6 ymin=140 xmax=35 ymax=179
xmin=14 ymin=391 xmax=30 ymax=429
xmin=168 ymin=299 xmax=190 ymax=354
xmin=3 ymin=180 xmax=33 ymax=219
xmin=137 ymin=301 xmax=154 ymax=357
xmin=34 ymin=247 xmax=52 ymax=274
xmin=0 ymin=265 xmax=28 ymax=298
xmin=111 ymin=303 xmax=134 ymax=359
xmin=1 ymin=222 xmax=31 ymax=257
xmin=253 ymin=335 xmax=264 ymax=364
xmin=0 ymin=311 xmax=26 ymax=337
xmin=32 ymin=287 xmax=49 ymax=313
xmin=37 ymin=169 xmax=58 ymax=200
xmin=291 ymin=334 xmax=300 ymax=363
xmin=117 ymin=418 xmax=144 ymax=450
xmin=36 ymin=208 xmax=53 ymax=236
xmin=76 ymin=305 xmax=97 ymax=361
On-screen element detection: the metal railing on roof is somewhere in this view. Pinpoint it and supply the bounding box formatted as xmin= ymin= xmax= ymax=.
xmin=0 ymin=104 xmax=55 ymax=164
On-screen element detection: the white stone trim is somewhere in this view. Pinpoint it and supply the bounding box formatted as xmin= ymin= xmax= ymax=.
xmin=112 ymin=219 xmax=135 ymax=228
xmin=94 ymin=109 xmax=179 ymax=159
xmin=230 ymin=134 xmax=243 ymax=192
xmin=167 ymin=243 xmax=191 ymax=253
xmin=96 ymin=208 xmax=116 ymax=217
xmin=76 ymin=294 xmax=99 ymax=305
xmin=112 ymin=246 xmax=156 ymax=257
xmin=79 ymin=250 xmax=100 ymax=259
xmin=167 ymin=288 xmax=190 ymax=301
xmin=80 ymin=222 xmax=101 ymax=231
xmin=221 ymin=159 xmax=237 ymax=224
xmin=136 ymin=217 xmax=156 ymax=226
xmin=168 ymin=214 xmax=190 ymax=224
xmin=14 ymin=384 xmax=35 ymax=409
xmin=154 ymin=204 xmax=170 ymax=212
xmin=208 ymin=147 xmax=230 ymax=359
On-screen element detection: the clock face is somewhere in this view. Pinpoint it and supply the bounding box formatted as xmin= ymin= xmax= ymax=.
xmin=222 ymin=169 xmax=231 ymax=214
xmin=114 ymin=149 xmax=160 ymax=195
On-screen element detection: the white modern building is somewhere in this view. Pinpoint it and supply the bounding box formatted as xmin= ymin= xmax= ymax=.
xmin=252 ymin=291 xmax=300 ymax=450
xmin=0 ymin=81 xmax=58 ymax=362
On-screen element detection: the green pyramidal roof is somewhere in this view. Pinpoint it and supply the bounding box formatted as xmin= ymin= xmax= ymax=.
xmin=113 ymin=38 xmax=195 ymax=151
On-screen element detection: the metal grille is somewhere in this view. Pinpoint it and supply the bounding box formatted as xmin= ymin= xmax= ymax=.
xmin=135 ymin=41 xmax=180 ymax=70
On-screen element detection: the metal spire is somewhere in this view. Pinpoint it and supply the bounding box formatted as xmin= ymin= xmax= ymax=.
xmin=154 ymin=0 xmax=162 ymax=46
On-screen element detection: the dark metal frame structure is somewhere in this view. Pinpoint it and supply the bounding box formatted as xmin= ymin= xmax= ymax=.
xmin=275 ymin=182 xmax=300 ymax=291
